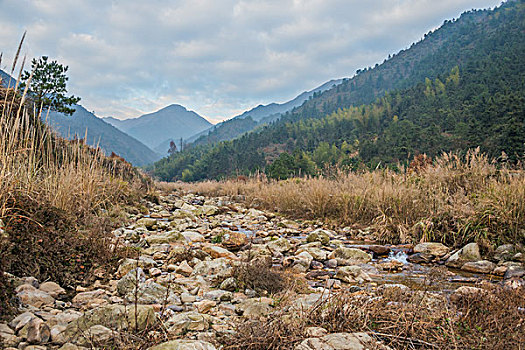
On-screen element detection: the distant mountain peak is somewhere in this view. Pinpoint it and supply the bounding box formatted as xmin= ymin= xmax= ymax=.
xmin=104 ymin=103 xmax=212 ymax=151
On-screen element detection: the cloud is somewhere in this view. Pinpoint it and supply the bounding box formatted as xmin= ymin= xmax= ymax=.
xmin=0 ymin=0 xmax=502 ymax=122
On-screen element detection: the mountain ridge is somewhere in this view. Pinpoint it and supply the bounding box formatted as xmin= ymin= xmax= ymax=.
xmin=151 ymin=0 xmax=525 ymax=181
xmin=188 ymin=78 xmax=343 ymax=146
xmin=46 ymin=105 xmax=161 ymax=166
xmin=104 ymin=104 xmax=212 ymax=152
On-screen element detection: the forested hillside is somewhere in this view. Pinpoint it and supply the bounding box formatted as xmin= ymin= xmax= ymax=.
xmin=151 ymin=0 xmax=525 ymax=181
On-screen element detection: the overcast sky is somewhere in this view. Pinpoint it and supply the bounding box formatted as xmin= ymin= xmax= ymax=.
xmin=1 ymin=0 xmax=502 ymax=123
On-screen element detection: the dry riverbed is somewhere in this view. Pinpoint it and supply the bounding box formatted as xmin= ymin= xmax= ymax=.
xmin=2 ymin=191 xmax=524 ymax=349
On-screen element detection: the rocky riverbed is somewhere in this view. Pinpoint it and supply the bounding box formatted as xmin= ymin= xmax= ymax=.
xmin=2 ymin=192 xmax=524 ymax=349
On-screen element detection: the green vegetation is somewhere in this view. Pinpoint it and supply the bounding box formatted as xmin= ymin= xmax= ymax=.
xmin=151 ymin=1 xmax=525 ymax=181
xmin=0 ymin=42 xmax=150 ymax=319
xmin=21 ymin=55 xmax=80 ymax=115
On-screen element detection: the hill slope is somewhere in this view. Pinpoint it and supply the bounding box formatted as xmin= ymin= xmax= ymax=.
xmin=46 ymin=106 xmax=161 ymax=166
xmin=151 ymin=0 xmax=525 ymax=181
xmin=104 ymin=104 xmax=212 ymax=151
xmin=188 ymin=79 xmax=343 ymax=146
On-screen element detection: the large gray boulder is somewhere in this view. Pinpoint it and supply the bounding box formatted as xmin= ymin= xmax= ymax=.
xmin=63 ymin=304 xmax=157 ymax=339
xmin=295 ymin=332 xmax=391 ymax=350
xmin=445 ymin=243 xmax=481 ymax=268
xmin=328 ymin=248 xmax=372 ymax=266
xmin=148 ymin=339 xmax=216 ymax=350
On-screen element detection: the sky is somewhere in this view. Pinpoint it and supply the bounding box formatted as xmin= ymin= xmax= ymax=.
xmin=0 ymin=0 xmax=502 ymax=123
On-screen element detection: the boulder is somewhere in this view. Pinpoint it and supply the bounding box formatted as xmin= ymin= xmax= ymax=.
xmin=295 ymin=332 xmax=391 ymax=350
xmin=335 ymin=266 xmax=372 ymax=284
xmin=203 ymin=245 xmax=238 ymax=260
xmin=167 ymin=312 xmax=210 ymax=334
xmin=63 ymin=305 xmax=156 ymax=338
xmin=38 ymin=282 xmax=65 ymax=299
xmin=445 ymin=243 xmax=481 ymax=268
xmin=24 ymin=318 xmax=50 ymax=344
xmin=306 ymin=229 xmax=331 ymax=245
xmin=17 ymin=286 xmax=54 ymax=308
xmin=222 ymin=231 xmax=249 ymax=251
xmin=72 ymin=289 xmax=109 ymax=309
xmin=192 ymin=258 xmax=233 ymax=281
xmin=266 ymin=237 xmax=292 ymax=253
xmin=74 ymin=325 xmax=114 ymax=346
xmin=136 ymin=218 xmax=157 ymax=229
xmin=236 ymin=297 xmax=274 ymax=318
xmin=328 ymin=248 xmax=372 ymax=266
xmin=182 ymin=231 xmax=205 ymax=243
xmin=148 ymin=339 xmax=217 ymax=350
xmin=117 ymin=257 xmax=156 ymax=277
xmin=504 ymin=265 xmax=525 ymax=279
xmin=461 ymin=260 xmax=496 ymax=274
xmin=413 ymin=242 xmax=449 ymax=258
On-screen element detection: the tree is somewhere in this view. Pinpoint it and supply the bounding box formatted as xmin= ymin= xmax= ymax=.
xmin=168 ymin=140 xmax=178 ymax=155
xmin=21 ymin=56 xmax=80 ymax=116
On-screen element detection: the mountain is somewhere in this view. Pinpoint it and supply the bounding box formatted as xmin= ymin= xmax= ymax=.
xmin=188 ymin=79 xmax=343 ymax=146
xmin=104 ymin=104 xmax=212 ymax=152
xmin=45 ymin=106 xmax=161 ymax=166
xmin=0 ymin=69 xmax=17 ymax=88
xmin=151 ymin=0 xmax=525 ymax=181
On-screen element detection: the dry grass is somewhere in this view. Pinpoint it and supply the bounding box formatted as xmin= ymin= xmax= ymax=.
xmin=0 ymin=37 xmax=149 ymax=318
xmin=167 ymin=150 xmax=525 ymax=248
xmin=224 ymin=269 xmax=525 ymax=350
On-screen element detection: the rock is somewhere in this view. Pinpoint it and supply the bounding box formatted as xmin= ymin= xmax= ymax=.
xmin=176 ymin=261 xmax=194 ymax=276
xmin=461 ymin=260 xmax=496 ymax=274
xmin=295 ymin=332 xmax=391 ymax=350
xmin=148 ymin=339 xmax=217 ymax=350
xmin=368 ymin=245 xmax=390 ymax=256
xmin=203 ymin=290 xmax=233 ymax=302
xmin=219 ymin=277 xmax=237 ymax=292
xmin=74 ymin=325 xmax=114 ymax=346
xmin=406 ymin=253 xmax=431 ymax=264
xmin=266 ymin=237 xmax=292 ymax=253
xmin=9 ymin=312 xmax=36 ymax=331
xmin=328 ymin=248 xmax=372 ymax=266
xmin=195 ymin=300 xmax=216 ymax=314
xmin=50 ymin=325 xmax=67 ymax=344
xmin=182 ymin=231 xmax=205 ymax=243
xmin=136 ymin=217 xmax=157 ymax=229
xmin=222 ymin=231 xmax=249 ymax=251
xmin=59 ymin=343 xmax=86 ymax=350
xmin=305 ymin=327 xmax=328 ymax=337
xmin=63 ymin=305 xmax=157 ymax=337
xmin=445 ymin=243 xmax=481 ymax=268
xmin=117 ymin=257 xmax=156 ymax=277
xmin=203 ymin=245 xmax=238 ymax=260
xmin=504 ymin=265 xmax=525 ymax=279
xmin=335 ymin=266 xmax=372 ymax=284
xmin=72 ymin=289 xmax=109 ymax=309
xmin=192 ymin=258 xmax=233 ymax=281
xmin=117 ymin=268 xmax=146 ymax=295
xmin=38 ymin=282 xmax=65 ymax=298
xmin=413 ymin=242 xmax=449 ymax=258
xmin=236 ymin=297 xmax=273 ymax=318
xmin=494 ymin=244 xmax=516 ymax=262
xmin=378 ymin=260 xmax=404 ymax=272
xmin=0 ymin=323 xmax=19 ymax=347
xmin=198 ymin=205 xmax=220 ymax=217
xmin=25 ymin=318 xmax=50 ymax=344
xmin=120 ymin=279 xmax=181 ymax=305
xmin=297 ymin=246 xmax=328 ymax=261
xmin=307 ymin=229 xmax=331 ymax=245
xmin=167 ymin=312 xmax=210 ymax=334
xmin=17 ymin=287 xmax=54 ymax=308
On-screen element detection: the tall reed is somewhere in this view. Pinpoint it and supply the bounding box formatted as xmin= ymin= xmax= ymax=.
xmin=167 ymin=150 xmax=525 ymax=248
